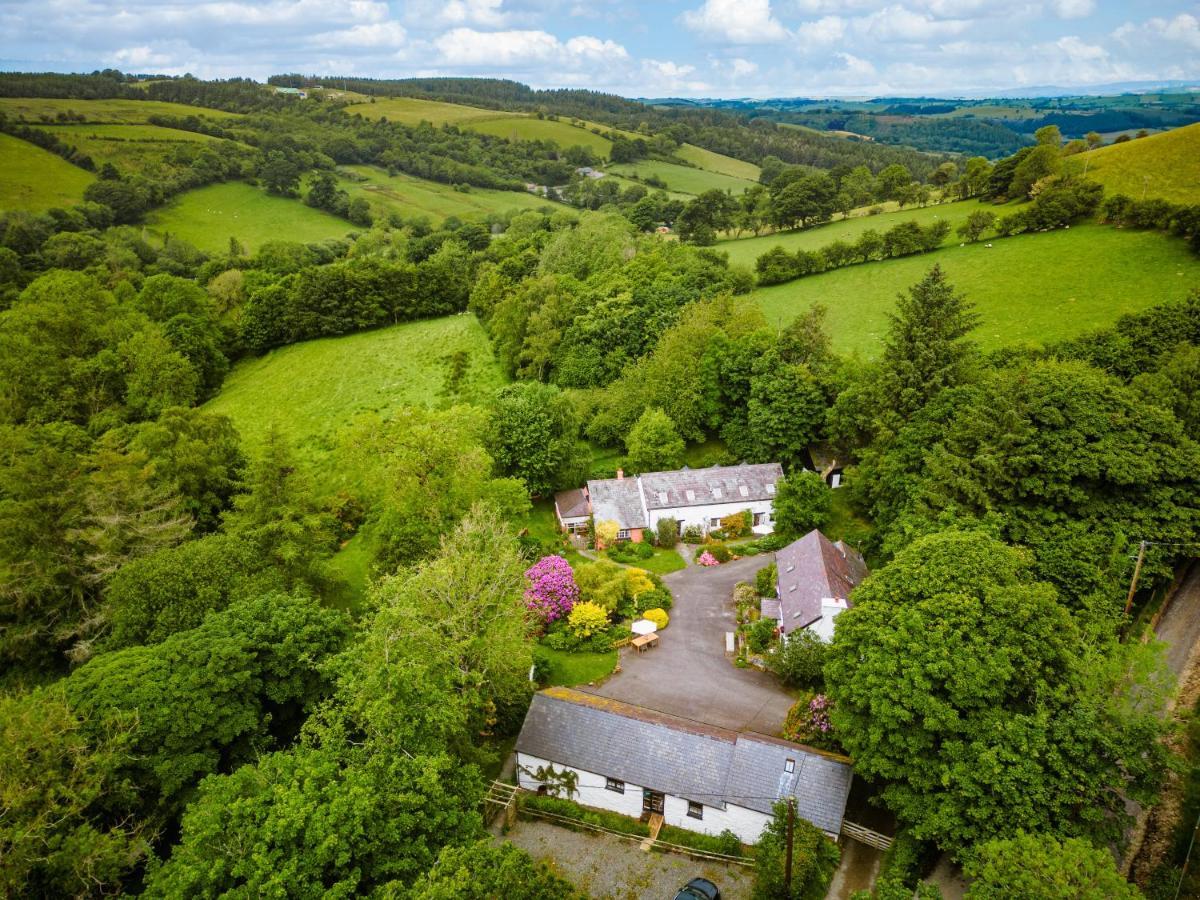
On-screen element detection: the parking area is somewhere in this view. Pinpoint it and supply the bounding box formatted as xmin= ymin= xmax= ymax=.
xmin=582 ymin=553 xmax=794 ymax=735
xmin=503 ymin=819 xmax=754 ymax=900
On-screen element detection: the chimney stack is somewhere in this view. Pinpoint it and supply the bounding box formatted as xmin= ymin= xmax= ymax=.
xmin=617 ymin=468 xmax=624 ymax=480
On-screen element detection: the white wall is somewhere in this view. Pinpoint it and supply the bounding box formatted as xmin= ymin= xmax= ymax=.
xmin=516 ymin=752 xmax=772 ymax=844
xmin=647 ymin=498 xmax=775 ymax=537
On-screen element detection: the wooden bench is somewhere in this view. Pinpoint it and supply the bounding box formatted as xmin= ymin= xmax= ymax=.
xmin=630 ymin=633 xmax=660 ymax=653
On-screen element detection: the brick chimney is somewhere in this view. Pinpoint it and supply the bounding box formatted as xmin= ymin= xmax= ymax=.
xmin=616 ymin=468 xmax=624 ymax=480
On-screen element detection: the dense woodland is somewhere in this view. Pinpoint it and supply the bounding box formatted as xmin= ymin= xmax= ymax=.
xmin=1 ymin=72 xmax=1200 ymax=898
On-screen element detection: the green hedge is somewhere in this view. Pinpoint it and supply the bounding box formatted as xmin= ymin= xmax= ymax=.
xmin=658 ymin=824 xmax=751 ymax=858
xmin=520 ymin=794 xmax=650 ymax=837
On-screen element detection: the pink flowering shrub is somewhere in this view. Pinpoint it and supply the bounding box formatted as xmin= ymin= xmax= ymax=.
xmin=782 ymin=692 xmax=839 ymax=752
xmin=524 ymin=555 xmax=579 ymax=624
xmin=697 ymin=551 xmax=719 ymax=567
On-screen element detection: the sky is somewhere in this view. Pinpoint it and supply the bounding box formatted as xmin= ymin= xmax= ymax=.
xmin=2 ymin=0 xmax=1199 ymax=98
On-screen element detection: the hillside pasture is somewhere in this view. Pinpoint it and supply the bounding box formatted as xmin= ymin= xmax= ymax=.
xmin=145 ymin=181 xmax=353 ymax=253
xmin=755 ymin=224 xmax=1200 ymax=357
xmin=0 ymin=97 xmax=239 ymax=123
xmin=718 ymin=199 xmax=986 ymax=268
xmin=203 ymin=314 xmax=506 ymax=479
xmin=344 ymin=96 xmax=507 ymax=126
xmin=676 ymin=143 xmax=761 ymax=181
xmin=34 ymin=123 xmax=228 ymax=178
xmin=340 ymin=165 xmax=562 ymax=223
xmin=606 ymin=160 xmax=758 ymax=196
xmin=467 ymin=116 xmax=613 ymax=158
xmin=0 ymin=132 xmax=94 ymax=211
xmin=1078 ymin=123 xmax=1200 ymax=205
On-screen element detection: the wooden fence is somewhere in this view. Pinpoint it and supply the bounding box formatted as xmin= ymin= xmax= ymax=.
xmin=840 ymin=820 xmax=893 ymax=851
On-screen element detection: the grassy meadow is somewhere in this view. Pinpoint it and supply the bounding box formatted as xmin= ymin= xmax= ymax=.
xmin=607 ymin=159 xmax=757 ymax=196
xmin=146 ymin=182 xmax=353 ymax=253
xmin=0 ymin=132 xmax=94 ymax=211
xmin=340 ymin=165 xmax=562 ymax=223
xmin=675 ymin=144 xmax=761 ymax=181
xmin=467 ymin=116 xmax=613 ymax=157
xmin=343 ymin=96 xmax=506 ymax=126
xmin=718 ymin=199 xmax=984 ymax=268
xmin=754 ymin=223 xmax=1200 ymax=356
xmin=0 ymin=97 xmax=239 ymax=123
xmin=1078 ymin=123 xmax=1200 ymax=205
xmin=203 ymin=314 xmax=506 ymax=479
xmin=35 ymin=123 xmax=228 ymax=178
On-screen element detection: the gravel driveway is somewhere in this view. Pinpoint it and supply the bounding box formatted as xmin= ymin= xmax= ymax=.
xmin=503 ymin=819 xmax=754 ymax=899
xmin=582 ymin=553 xmax=794 ymax=735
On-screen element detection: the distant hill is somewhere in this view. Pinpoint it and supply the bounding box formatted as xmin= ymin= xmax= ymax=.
xmin=1080 ymin=123 xmax=1200 ymax=205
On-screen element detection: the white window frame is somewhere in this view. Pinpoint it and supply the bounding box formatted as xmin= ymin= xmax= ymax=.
xmin=617 ymin=529 xmax=631 ymax=540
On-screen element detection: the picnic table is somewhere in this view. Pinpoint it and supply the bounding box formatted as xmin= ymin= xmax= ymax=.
xmin=630 ymin=633 xmax=660 ymax=653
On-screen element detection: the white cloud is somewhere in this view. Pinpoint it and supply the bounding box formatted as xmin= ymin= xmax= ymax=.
xmin=1114 ymin=13 xmax=1200 ymax=53
xmin=312 ymin=21 xmax=407 ymax=49
xmin=795 ymin=15 xmax=845 ymax=46
xmin=1050 ymin=0 xmax=1094 ymax=20
xmin=837 ymin=52 xmax=878 ymax=81
xmin=730 ymin=57 xmax=759 ymax=76
xmin=642 ymin=58 xmax=710 ymax=92
xmin=853 ymin=6 xmax=971 ymax=41
xmin=438 ymin=0 xmax=508 ymax=28
xmin=434 ymin=27 xmax=627 ymax=67
xmin=681 ymin=0 xmax=789 ymax=44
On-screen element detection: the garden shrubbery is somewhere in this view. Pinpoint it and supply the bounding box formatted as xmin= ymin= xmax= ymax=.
xmin=606 ymin=541 xmax=654 ymax=564
xmin=642 ymin=608 xmax=669 ymax=630
xmin=521 ymin=794 xmax=650 ymax=837
xmin=658 ymin=825 xmax=747 ymax=858
xmin=755 ymin=562 xmax=778 ymax=598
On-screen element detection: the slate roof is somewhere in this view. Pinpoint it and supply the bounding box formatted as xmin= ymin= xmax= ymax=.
xmin=640 ymin=463 xmax=784 ymax=511
xmin=516 ymin=688 xmax=852 ymax=833
xmin=775 ymin=530 xmax=868 ymax=629
xmin=554 ymin=488 xmax=590 ymax=521
xmin=587 ymin=477 xmax=646 ymax=530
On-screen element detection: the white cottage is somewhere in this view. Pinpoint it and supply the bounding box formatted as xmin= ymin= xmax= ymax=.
xmin=552 ymin=462 xmax=784 ymax=543
xmin=515 ymin=687 xmax=853 ymax=844
xmin=761 ymin=530 xmax=868 ymax=643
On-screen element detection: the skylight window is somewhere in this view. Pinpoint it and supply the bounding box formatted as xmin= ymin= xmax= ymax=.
xmin=657 ymin=491 xmax=668 ymax=504
xmin=784 ymin=758 xmax=795 ymax=774
xmin=685 ymin=489 xmax=695 ymax=501
xmin=739 ymin=485 xmax=749 ymax=497
xmin=766 ymin=484 xmax=776 ymax=495
xmin=712 ymin=487 xmax=722 ymax=499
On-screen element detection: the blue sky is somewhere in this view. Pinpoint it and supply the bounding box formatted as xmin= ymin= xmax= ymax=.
xmin=2 ymin=1 xmax=1198 ymax=97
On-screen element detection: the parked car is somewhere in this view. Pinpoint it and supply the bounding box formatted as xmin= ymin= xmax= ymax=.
xmin=674 ymin=877 xmax=720 ymax=900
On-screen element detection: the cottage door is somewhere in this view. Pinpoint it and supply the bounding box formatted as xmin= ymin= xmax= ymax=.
xmin=642 ymin=789 xmax=665 ymax=814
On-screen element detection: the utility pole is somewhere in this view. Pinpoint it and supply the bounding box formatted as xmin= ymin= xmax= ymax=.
xmin=1125 ymin=540 xmax=1148 ymax=617
xmin=785 ymin=797 xmax=795 ymax=894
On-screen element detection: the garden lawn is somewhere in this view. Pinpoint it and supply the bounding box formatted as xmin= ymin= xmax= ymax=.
xmin=145 ymin=181 xmax=354 ymax=253
xmin=340 ymin=165 xmax=564 ymax=223
xmin=467 ymin=116 xmax=613 ymax=158
xmin=533 ymin=645 xmax=617 ymax=687
xmin=754 ymin=223 xmax=1200 ymax=357
xmin=637 ymin=548 xmax=687 ymax=576
xmin=1078 ymin=122 xmax=1200 ymax=205
xmin=717 ymin=199 xmax=984 ymax=268
xmin=0 ymin=133 xmax=94 ymax=211
xmin=202 ymin=314 xmax=506 ymax=485
xmin=607 ymin=160 xmax=757 ymax=196
xmin=0 ymin=97 xmax=240 ymax=123
xmin=516 ymin=500 xmax=587 ymax=566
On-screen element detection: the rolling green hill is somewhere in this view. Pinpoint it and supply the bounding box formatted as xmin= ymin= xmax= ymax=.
xmin=145 ymin=182 xmax=354 ymax=253
xmin=718 ymin=199 xmax=985 ymax=268
xmin=0 ymin=97 xmax=240 ymax=123
xmin=467 ymin=116 xmax=613 ymax=157
xmin=606 ymin=159 xmax=758 ymax=196
xmin=675 ymin=143 xmax=761 ymax=181
xmin=0 ymin=132 xmax=94 ymax=211
xmin=340 ymin=165 xmax=563 ymax=222
xmin=344 ymin=96 xmax=509 ymax=126
xmin=1079 ymin=122 xmax=1200 ymax=204
xmin=203 ymin=314 xmax=505 ymax=478
xmin=34 ymin=123 xmax=229 ymax=178
xmin=754 ymin=224 xmax=1200 ymax=356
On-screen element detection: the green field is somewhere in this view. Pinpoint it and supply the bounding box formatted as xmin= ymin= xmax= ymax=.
xmin=0 ymin=97 xmax=239 ymax=123
xmin=607 ymin=159 xmax=757 ymax=196
xmin=468 ymin=116 xmax=613 ymax=157
xmin=341 ymin=165 xmax=562 ymax=223
xmin=1079 ymin=122 xmax=1200 ymax=205
xmin=0 ymin=133 xmax=95 ymax=211
xmin=203 ymin=314 xmax=506 ymax=475
xmin=676 ymin=143 xmax=761 ymax=181
xmin=343 ymin=96 xmax=506 ymax=126
xmin=754 ymin=224 xmax=1200 ymax=356
xmin=718 ymin=199 xmax=984 ymax=268
xmin=35 ymin=123 xmax=227 ymax=177
xmin=146 ymin=182 xmax=353 ymax=253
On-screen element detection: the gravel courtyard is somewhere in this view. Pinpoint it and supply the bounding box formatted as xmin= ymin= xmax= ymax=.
xmin=581 ymin=553 xmax=794 ymax=735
